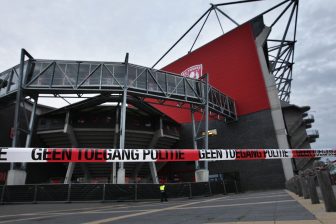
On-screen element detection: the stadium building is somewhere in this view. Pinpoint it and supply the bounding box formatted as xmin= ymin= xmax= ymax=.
xmin=0 ymin=0 xmax=318 ymax=192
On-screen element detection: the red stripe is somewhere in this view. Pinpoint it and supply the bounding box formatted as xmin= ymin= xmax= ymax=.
xmin=235 ymin=149 xmax=266 ymax=160
xmin=292 ymin=149 xmax=316 ymax=158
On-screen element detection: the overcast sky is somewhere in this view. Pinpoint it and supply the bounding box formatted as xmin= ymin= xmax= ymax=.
xmin=0 ymin=0 xmax=335 ymax=149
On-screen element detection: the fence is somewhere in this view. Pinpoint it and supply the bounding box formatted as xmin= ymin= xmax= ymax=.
xmin=0 ymin=181 xmax=227 ymax=204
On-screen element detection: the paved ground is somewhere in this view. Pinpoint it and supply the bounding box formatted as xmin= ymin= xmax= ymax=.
xmin=0 ymin=190 xmax=323 ymax=224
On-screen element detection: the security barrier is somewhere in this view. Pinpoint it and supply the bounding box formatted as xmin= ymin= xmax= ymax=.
xmin=286 ymin=161 xmax=336 ymax=212
xmin=0 ymin=181 xmax=227 ymax=204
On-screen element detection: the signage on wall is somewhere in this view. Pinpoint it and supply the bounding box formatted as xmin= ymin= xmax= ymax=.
xmin=181 ymin=64 xmax=203 ymax=79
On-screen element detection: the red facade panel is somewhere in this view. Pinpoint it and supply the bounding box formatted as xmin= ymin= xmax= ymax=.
xmin=153 ymin=22 xmax=270 ymax=123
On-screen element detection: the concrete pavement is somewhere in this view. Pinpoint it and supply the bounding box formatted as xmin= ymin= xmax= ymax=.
xmin=0 ymin=189 xmax=333 ymax=223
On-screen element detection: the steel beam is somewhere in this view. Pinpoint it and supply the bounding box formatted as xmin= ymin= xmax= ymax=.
xmin=22 ymin=97 xmax=38 ymax=170
xmin=191 ymin=105 xmax=200 ymax=170
xmin=204 ymin=74 xmax=209 ymax=170
xmin=117 ymin=53 xmax=129 ymax=184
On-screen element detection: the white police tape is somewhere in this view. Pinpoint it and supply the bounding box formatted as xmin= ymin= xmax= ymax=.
xmin=0 ymin=148 xmax=335 ymax=163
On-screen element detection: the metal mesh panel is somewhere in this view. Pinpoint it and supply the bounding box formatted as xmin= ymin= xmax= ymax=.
xmin=36 ymin=184 xmax=68 ymax=202
xmin=210 ymin=181 xmax=226 ymax=195
xmin=136 ymin=184 xmax=160 ymax=200
xmin=69 ymin=184 xmax=103 ymax=201
xmin=3 ymin=185 xmax=35 ymax=203
xmin=190 ymin=182 xmax=211 ymax=197
xmin=165 ymin=183 xmax=191 ymax=198
xmin=105 ymin=184 xmax=135 ymax=201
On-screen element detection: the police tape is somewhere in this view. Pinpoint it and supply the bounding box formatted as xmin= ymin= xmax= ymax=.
xmin=0 ymin=148 xmax=335 ymax=163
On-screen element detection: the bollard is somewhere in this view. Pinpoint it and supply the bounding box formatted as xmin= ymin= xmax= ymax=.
xmin=291 ymin=178 xmax=298 ymax=194
xmin=295 ymin=175 xmax=303 ymax=197
xmin=304 ymin=169 xmax=319 ymax=204
xmin=314 ymin=161 xmax=336 ymax=212
xmin=299 ymin=171 xmax=310 ymax=199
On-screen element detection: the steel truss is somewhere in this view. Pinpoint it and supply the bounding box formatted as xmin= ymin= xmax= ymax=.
xmin=152 ymin=0 xmax=300 ymax=102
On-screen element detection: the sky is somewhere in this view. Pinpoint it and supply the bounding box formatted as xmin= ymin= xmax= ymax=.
xmin=0 ymin=0 xmax=335 ymax=149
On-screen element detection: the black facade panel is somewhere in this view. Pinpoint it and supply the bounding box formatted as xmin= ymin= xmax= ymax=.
xmin=179 ymin=109 xmax=286 ymax=191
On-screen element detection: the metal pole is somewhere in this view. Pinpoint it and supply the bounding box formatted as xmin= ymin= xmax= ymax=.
xmin=189 ymin=183 xmax=192 ymax=199
xmin=204 ymin=74 xmax=209 ymax=170
xmin=111 ymin=105 xmax=120 ymax=184
xmin=215 ymin=0 xmax=263 ymax=7
xmin=152 ymin=8 xmax=211 ymax=68
xmin=214 ymin=7 xmax=239 ymax=26
xmin=10 ymin=49 xmax=26 ymax=169
xmin=0 ymin=185 xmax=5 ymax=204
xmin=134 ymin=183 xmax=138 ymax=201
xmin=22 ymin=97 xmax=38 ymax=170
xmin=118 ymin=53 xmax=129 ymax=183
xmin=33 ymin=185 xmax=38 ymax=204
xmin=190 ymin=105 xmax=200 ymax=170
xmin=102 ymin=184 xmax=106 ymax=202
xmin=67 ymin=183 xmax=71 ymax=203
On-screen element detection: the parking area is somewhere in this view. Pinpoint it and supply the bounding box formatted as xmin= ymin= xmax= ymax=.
xmin=0 ymin=190 xmax=317 ymax=224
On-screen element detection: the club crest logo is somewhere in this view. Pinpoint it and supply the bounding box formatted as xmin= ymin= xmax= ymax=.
xmin=181 ymin=64 xmax=202 ymax=79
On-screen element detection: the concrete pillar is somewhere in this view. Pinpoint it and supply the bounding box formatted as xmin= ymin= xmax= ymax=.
xmin=195 ymin=169 xmax=209 ymax=182
xmin=64 ymin=162 xmax=75 ymax=184
xmin=255 ymin=27 xmax=293 ymax=180
xmin=63 ymin=111 xmax=81 ymax=184
xmin=149 ymin=162 xmax=159 ymax=184
xmin=117 ymin=168 xmax=125 ymax=184
xmin=6 ymin=170 xmax=27 ymax=185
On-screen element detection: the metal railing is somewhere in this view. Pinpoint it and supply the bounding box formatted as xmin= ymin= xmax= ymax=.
xmin=0 ymin=181 xmax=230 ymax=204
xmin=0 ymin=59 xmax=236 ymax=121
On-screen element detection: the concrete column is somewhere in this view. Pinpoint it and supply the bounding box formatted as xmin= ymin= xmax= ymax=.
xmin=6 ymin=170 xmax=27 ymax=185
xmin=63 ymin=111 xmax=83 ymax=184
xmin=195 ymin=169 xmax=209 ymax=182
xmin=190 ymin=106 xmax=200 ymax=170
xmin=255 ymin=27 xmax=293 ymax=180
xmin=64 ymin=162 xmax=75 ymax=184
xmin=117 ymin=53 xmax=129 ymax=184
xmin=149 ymin=163 xmax=159 ymax=184
xmin=117 ymin=168 xmax=125 ymax=184
xmin=110 ymin=106 xmax=119 ymax=184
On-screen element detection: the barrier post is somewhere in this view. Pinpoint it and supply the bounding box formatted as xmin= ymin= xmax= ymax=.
xmin=67 ymin=183 xmax=71 ymax=203
xmin=189 ymin=183 xmax=192 ymax=199
xmin=33 ymin=185 xmax=38 ymax=204
xmin=304 ymin=169 xmax=319 ymax=204
xmin=299 ymin=170 xmax=310 ymax=199
xmin=222 ymin=180 xmax=227 ymax=195
xmin=0 ymin=185 xmax=5 ymax=204
xmin=208 ymin=181 xmax=212 ymax=196
xmin=314 ymin=161 xmax=336 ymax=212
xmin=234 ymin=180 xmax=239 ymax=194
xmin=294 ymin=175 xmax=303 ymax=196
xmin=102 ymin=184 xmax=106 ymax=202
